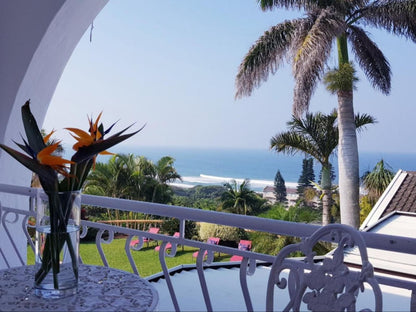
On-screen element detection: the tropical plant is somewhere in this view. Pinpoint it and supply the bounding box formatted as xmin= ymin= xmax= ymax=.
xmin=0 ymin=101 xmax=139 ymax=290
xmin=271 ymin=110 xmax=375 ymax=225
xmin=198 ymin=222 xmax=246 ymax=243
xmin=361 ymin=159 xmax=394 ymax=205
xmin=235 ymin=0 xmax=416 ymax=228
xmin=85 ymin=154 xmax=181 ymax=205
xmin=221 ymin=179 xmax=264 ymax=215
xmin=151 ymin=156 xmax=182 ymax=202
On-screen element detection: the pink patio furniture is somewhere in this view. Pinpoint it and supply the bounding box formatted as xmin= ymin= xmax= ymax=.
xmin=193 ymin=237 xmax=220 ymax=259
xmin=230 ymin=240 xmax=252 ymax=262
xmin=130 ymin=227 xmax=160 ymax=248
xmin=155 ymin=232 xmax=180 ymax=252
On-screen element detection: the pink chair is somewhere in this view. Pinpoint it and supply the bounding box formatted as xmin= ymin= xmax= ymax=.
xmin=130 ymin=227 xmax=160 ymax=248
xmin=230 ymin=240 xmax=252 ymax=262
xmin=155 ymin=232 xmax=180 ymax=252
xmin=193 ymin=237 xmax=220 ymax=259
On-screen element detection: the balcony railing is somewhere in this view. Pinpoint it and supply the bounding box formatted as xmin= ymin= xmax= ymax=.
xmin=1 ymin=183 xmax=416 ymax=311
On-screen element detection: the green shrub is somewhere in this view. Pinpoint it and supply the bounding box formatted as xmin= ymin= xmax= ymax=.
xmin=198 ymin=222 xmax=246 ymax=243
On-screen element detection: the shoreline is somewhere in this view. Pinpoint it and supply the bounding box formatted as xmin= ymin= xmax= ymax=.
xmin=170 ymin=174 xmax=298 ymax=192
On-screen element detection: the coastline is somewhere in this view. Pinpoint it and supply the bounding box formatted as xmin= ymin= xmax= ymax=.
xmin=169 ymin=174 xmax=298 ymax=192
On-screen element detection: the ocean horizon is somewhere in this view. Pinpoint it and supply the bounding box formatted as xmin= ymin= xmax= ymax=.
xmin=66 ymin=144 xmax=416 ymax=192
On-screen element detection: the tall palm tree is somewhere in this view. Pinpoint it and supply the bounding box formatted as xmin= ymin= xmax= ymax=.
xmin=271 ymin=110 xmax=375 ymax=225
xmin=235 ymin=0 xmax=416 ymax=228
xmin=221 ymin=179 xmax=259 ymax=215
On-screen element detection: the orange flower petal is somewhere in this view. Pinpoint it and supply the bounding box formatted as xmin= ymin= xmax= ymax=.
xmin=43 ymin=130 xmax=55 ymax=144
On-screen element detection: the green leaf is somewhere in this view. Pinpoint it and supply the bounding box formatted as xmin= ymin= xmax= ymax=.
xmin=21 ymin=100 xmax=46 ymax=154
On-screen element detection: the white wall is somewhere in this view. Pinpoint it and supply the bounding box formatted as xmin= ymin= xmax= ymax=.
xmin=0 ymin=0 xmax=109 ymax=268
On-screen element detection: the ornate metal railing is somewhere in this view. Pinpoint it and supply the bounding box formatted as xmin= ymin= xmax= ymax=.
xmin=1 ymin=183 xmax=416 ymax=311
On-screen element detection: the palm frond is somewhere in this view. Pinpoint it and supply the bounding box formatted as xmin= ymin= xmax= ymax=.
xmin=259 ymin=0 xmax=317 ymax=11
xmin=362 ymin=0 xmax=416 ymax=42
xmin=235 ymin=20 xmax=299 ymax=99
xmin=348 ymin=25 xmax=391 ymax=94
xmin=354 ymin=112 xmax=377 ymax=132
xmin=270 ymin=131 xmax=320 ymax=159
xmin=292 ymin=9 xmax=345 ymax=115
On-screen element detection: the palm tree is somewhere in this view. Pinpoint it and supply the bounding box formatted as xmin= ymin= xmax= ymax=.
xmin=221 ymin=179 xmax=259 ymax=215
xmin=361 ymin=159 xmax=394 ymax=204
xmin=151 ymin=156 xmax=182 ymax=203
xmin=271 ymin=110 xmax=375 ymax=225
xmin=235 ymin=0 xmax=416 ymax=228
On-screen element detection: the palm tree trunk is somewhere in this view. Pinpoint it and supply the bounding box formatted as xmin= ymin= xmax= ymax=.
xmin=337 ymin=90 xmax=360 ymax=228
xmin=321 ymin=164 xmax=332 ymax=226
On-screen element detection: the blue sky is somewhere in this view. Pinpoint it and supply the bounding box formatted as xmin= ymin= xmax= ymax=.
xmin=43 ymin=1 xmax=416 ymax=154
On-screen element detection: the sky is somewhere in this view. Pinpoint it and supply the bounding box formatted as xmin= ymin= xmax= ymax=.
xmin=43 ymin=1 xmax=416 ymax=154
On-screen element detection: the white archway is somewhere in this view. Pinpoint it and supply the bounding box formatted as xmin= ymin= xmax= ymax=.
xmin=0 ymin=0 xmax=109 ymax=268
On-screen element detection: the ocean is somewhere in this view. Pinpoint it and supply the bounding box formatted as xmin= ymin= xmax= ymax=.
xmin=93 ymin=146 xmax=416 ymax=192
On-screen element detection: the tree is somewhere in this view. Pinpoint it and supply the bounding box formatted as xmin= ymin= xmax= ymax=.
xmin=221 ymin=179 xmax=263 ymax=215
xmin=271 ymin=111 xmax=375 ymax=225
xmin=361 ymin=159 xmax=394 ymax=205
xmin=235 ymin=0 xmax=416 ymax=228
xmin=151 ymin=156 xmax=182 ymax=203
xmin=274 ymin=170 xmax=287 ymax=204
xmin=297 ymin=158 xmax=315 ymax=197
xmin=85 ymin=154 xmax=181 ymax=204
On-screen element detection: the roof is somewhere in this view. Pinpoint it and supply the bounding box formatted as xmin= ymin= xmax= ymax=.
xmin=263 ymin=186 xmax=275 ymax=192
xmin=346 ymin=212 xmax=416 ymax=277
xmin=361 ymin=170 xmax=416 ymax=230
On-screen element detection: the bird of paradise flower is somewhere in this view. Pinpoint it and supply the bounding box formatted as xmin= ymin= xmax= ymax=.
xmin=0 ymin=100 xmax=142 ymax=290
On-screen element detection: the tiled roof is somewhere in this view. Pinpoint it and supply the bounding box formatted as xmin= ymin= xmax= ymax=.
xmin=381 ymin=171 xmax=416 ymax=218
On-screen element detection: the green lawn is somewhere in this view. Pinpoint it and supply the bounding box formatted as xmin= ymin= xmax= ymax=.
xmin=28 ymin=238 xmax=232 ymax=277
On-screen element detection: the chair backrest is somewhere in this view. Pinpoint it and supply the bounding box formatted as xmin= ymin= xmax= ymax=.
xmin=266 ymin=224 xmax=382 ymax=312
xmin=207 ymin=237 xmax=220 ymax=245
xmin=238 ymin=240 xmax=252 ymax=251
xmin=148 ymin=227 xmax=160 ymax=234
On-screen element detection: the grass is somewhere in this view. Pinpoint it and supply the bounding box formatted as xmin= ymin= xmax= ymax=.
xmin=28 ymin=238 xmax=232 ymax=277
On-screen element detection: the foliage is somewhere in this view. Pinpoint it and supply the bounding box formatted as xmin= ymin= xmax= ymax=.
xmin=297 ymin=158 xmax=315 ymax=196
xmin=172 ymin=185 xmax=225 ymax=211
xmin=271 ymin=111 xmax=374 ymax=225
xmin=198 ymin=222 xmax=246 ymax=243
xmin=160 ymin=218 xmax=198 ymax=240
xmin=248 ymin=231 xmax=300 ymax=256
xmin=260 ymin=203 xmax=321 ymax=224
xmin=324 ymin=62 xmax=359 ymax=93
xmin=250 ymin=203 xmax=328 ymax=255
xmin=360 ymin=195 xmax=373 ymax=225
xmin=361 ymin=159 xmax=394 ymax=205
xmin=221 ymin=179 xmax=266 ymax=215
xmin=274 ymin=170 xmax=287 ymax=204
xmin=84 ymin=154 xmax=181 ymax=206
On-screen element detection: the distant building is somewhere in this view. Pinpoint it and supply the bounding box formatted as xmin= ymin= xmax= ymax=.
xmin=262 ymin=186 xmax=299 ymax=206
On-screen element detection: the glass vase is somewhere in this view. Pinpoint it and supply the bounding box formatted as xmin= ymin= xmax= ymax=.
xmin=34 ymin=190 xmax=81 ymax=299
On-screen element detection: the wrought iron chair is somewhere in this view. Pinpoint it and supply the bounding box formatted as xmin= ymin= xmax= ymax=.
xmin=266 ymin=224 xmax=382 ymax=312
